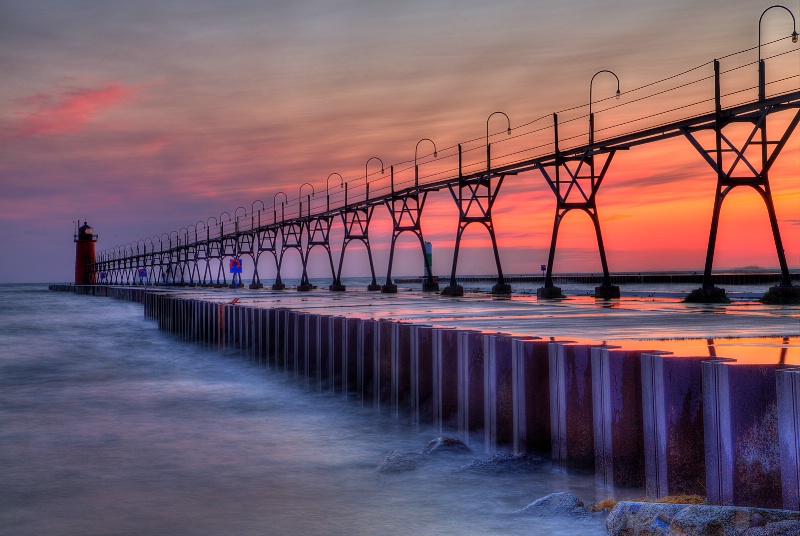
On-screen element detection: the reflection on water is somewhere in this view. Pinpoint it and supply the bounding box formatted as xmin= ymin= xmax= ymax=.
xmin=0 ymin=285 xmax=607 ymax=536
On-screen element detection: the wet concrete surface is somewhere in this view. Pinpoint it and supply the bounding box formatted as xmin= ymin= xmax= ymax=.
xmin=142 ymin=286 xmax=799 ymax=365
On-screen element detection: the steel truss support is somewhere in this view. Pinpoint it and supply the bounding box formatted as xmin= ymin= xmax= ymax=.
xmin=249 ymin=227 xmax=278 ymax=289
xmin=382 ymin=178 xmax=438 ymax=293
xmin=333 ymin=206 xmax=381 ymax=291
xmin=682 ymin=59 xmax=798 ymax=299
xmin=205 ymin=239 xmax=227 ymax=287
xmin=537 ymin=112 xmax=620 ymax=299
xmin=442 ymin=168 xmax=509 ymax=296
xmin=275 ymin=222 xmax=303 ymax=290
xmin=298 ymin=215 xmax=336 ymax=292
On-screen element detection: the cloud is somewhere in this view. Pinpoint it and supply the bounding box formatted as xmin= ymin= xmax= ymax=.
xmin=10 ymin=83 xmax=133 ymax=138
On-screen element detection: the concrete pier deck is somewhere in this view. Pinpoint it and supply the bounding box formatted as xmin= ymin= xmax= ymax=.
xmin=127 ymin=285 xmax=798 ymax=362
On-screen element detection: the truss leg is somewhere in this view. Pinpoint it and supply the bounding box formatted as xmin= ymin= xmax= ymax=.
xmin=298 ymin=248 xmax=312 ymax=292
xmin=537 ymin=209 xmax=565 ymax=300
xmin=418 ymin=233 xmax=439 ymax=292
xmin=331 ymin=241 xmax=349 ymax=292
xmin=365 ymin=242 xmax=381 ymax=291
xmin=382 ymin=234 xmax=400 ymax=293
xmin=487 ymin=224 xmax=511 ymax=296
xmin=273 ymin=250 xmax=286 ymax=290
xmin=441 ymin=224 xmax=466 ymax=296
xmin=588 ymin=208 xmax=620 ymax=299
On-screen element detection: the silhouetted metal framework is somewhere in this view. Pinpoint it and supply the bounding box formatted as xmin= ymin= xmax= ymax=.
xmin=442 ymin=143 xmax=511 ymax=297
xmin=382 ymin=166 xmax=438 ymax=293
xmin=91 ymin=44 xmax=799 ymax=297
xmin=335 ymin=202 xmax=380 ymax=291
xmin=537 ymin=116 xmax=619 ymax=293
xmin=682 ymin=59 xmax=797 ymax=289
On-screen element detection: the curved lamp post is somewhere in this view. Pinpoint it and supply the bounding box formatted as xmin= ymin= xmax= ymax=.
xmin=486 ymin=111 xmax=511 ymax=171
xmin=206 ymin=217 xmax=218 ymax=241
xmin=234 ymin=206 xmax=246 ymax=233
xmin=299 ymin=182 xmax=315 ymax=218
xmin=219 ymin=212 xmax=232 ymax=239
xmin=178 ymin=227 xmax=188 ymax=248
xmin=195 ymin=221 xmax=206 ymax=243
xmin=326 ymin=173 xmax=343 ymax=212
xmin=273 ymin=191 xmax=287 ymax=223
xmin=252 ymin=200 xmax=265 ymax=229
xmin=589 ymin=70 xmax=621 ymax=145
xmin=758 ymin=5 xmax=798 ymax=101
xmin=415 ymin=138 xmax=437 ymax=188
xmin=364 ymin=157 xmax=384 ymax=202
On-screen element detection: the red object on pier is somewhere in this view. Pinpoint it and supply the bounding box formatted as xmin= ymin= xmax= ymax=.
xmin=74 ymin=221 xmax=98 ymax=285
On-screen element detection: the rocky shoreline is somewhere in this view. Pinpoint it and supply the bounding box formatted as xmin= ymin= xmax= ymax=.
xmin=378 ymin=438 xmax=800 ymax=535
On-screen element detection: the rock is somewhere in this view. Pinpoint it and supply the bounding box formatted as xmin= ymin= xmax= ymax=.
xmin=743 ymin=520 xmax=800 ymax=536
xmin=376 ymin=450 xmax=423 ymax=473
xmin=422 ymin=437 xmax=471 ymax=456
xmin=378 ymin=437 xmax=471 ymax=473
xmin=606 ymin=502 xmax=686 ymax=535
xmin=670 ymin=505 xmax=800 ymax=536
xmin=456 ymin=453 xmax=543 ymax=474
xmin=517 ymin=492 xmax=589 ymax=518
xmin=606 ymin=502 xmax=800 ymax=536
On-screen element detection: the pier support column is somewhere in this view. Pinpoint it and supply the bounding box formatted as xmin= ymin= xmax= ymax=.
xmin=391 ymin=323 xmax=412 ymax=418
xmin=343 ymin=318 xmax=360 ymax=397
xmin=641 ymin=353 xmax=706 ymax=499
xmin=512 ymin=339 xmax=550 ymax=455
xmin=457 ymin=331 xmax=485 ymax=448
xmin=327 ymin=316 xmax=345 ymax=394
xmin=549 ymin=342 xmax=596 ymax=471
xmin=702 ymin=360 xmax=782 ymax=508
xmin=376 ymin=320 xmax=393 ymax=410
xmin=777 ymin=368 xmax=800 ymax=511
xmin=410 ymin=325 xmax=434 ymax=426
xmin=358 ymin=319 xmax=378 ymax=405
xmin=484 ymin=334 xmax=516 ymax=452
xmin=591 ymin=347 xmax=646 ymax=489
xmin=432 ymin=328 xmax=459 ymax=435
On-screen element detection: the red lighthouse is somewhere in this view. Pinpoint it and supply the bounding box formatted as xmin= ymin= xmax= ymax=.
xmin=74 ymin=221 xmax=98 ymax=285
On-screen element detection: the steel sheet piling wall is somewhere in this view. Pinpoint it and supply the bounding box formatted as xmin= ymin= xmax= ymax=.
xmin=591 ymin=347 xmax=645 ymax=489
xmin=56 ymin=286 xmax=800 ymax=510
xmin=777 ymin=368 xmax=800 ymax=510
xmin=702 ymin=360 xmax=783 ymax=509
xmin=511 ymin=339 xmax=551 ymax=455
xmin=549 ymin=343 xmax=596 ymax=472
xmin=410 ymin=325 xmax=433 ymax=426
xmin=641 ymin=353 xmax=706 ymax=499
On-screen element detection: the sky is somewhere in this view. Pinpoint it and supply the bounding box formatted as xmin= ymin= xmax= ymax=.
xmin=1 ymin=0 xmax=798 ymax=284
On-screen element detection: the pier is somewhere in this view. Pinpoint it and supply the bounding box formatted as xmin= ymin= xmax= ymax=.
xmin=83 ymin=39 xmax=800 ymax=304
xmin=52 ymin=283 xmax=800 ymax=511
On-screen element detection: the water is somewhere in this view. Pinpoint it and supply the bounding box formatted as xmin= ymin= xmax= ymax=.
xmin=0 ymin=284 xmax=608 ymax=535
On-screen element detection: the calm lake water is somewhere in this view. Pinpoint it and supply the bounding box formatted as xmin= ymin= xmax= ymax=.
xmin=0 ymin=284 xmax=610 ymax=536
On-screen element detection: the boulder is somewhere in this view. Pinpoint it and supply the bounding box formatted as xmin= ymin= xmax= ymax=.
xmin=606 ymin=502 xmax=686 ymax=535
xmin=517 ymin=492 xmax=589 ymax=518
xmin=376 ymin=450 xmax=424 ymax=473
xmin=670 ymin=505 xmax=800 ymax=536
xmin=743 ymin=520 xmax=800 ymax=536
xmin=607 ymin=502 xmax=800 ymax=536
xmin=422 ymin=437 xmax=471 ymax=456
xmin=456 ymin=453 xmax=543 ymax=474
xmin=377 ymin=437 xmax=470 ymax=473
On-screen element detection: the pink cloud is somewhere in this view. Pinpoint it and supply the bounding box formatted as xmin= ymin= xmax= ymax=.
xmin=12 ymin=83 xmax=132 ymax=137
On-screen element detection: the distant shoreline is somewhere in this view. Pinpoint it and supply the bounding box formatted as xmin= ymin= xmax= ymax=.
xmin=394 ymin=270 xmax=799 ymax=286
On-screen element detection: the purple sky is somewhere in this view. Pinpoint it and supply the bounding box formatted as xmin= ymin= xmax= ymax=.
xmin=1 ymin=0 xmax=798 ymax=283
